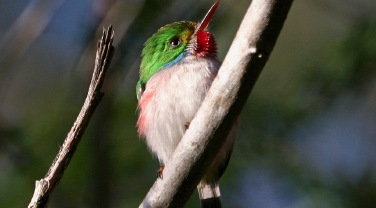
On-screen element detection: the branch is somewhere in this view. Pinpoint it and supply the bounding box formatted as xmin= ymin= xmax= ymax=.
xmin=28 ymin=26 xmax=115 ymax=208
xmin=140 ymin=0 xmax=293 ymax=207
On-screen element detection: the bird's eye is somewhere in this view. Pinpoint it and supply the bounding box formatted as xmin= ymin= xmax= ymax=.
xmin=169 ymin=37 xmax=181 ymax=48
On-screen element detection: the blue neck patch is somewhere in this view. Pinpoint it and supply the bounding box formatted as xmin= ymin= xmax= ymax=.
xmin=163 ymin=52 xmax=187 ymax=69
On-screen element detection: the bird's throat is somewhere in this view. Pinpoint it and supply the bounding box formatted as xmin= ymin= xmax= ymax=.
xmin=195 ymin=30 xmax=217 ymax=57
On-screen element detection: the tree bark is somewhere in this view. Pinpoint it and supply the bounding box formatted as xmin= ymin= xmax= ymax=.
xmin=28 ymin=26 xmax=115 ymax=208
xmin=140 ymin=0 xmax=293 ymax=207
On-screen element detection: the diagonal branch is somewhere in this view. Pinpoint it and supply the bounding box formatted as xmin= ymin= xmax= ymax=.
xmin=140 ymin=0 xmax=293 ymax=207
xmin=28 ymin=26 xmax=115 ymax=208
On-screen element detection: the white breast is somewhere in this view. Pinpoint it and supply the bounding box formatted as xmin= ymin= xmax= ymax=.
xmin=137 ymin=56 xmax=220 ymax=164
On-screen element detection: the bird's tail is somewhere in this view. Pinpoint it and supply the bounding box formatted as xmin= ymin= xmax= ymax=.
xmin=197 ymin=182 xmax=222 ymax=208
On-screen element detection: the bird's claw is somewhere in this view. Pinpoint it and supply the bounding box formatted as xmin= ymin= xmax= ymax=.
xmin=156 ymin=165 xmax=165 ymax=179
xmin=185 ymin=122 xmax=190 ymax=130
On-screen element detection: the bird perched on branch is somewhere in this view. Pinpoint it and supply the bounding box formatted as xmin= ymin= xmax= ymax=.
xmin=136 ymin=1 xmax=235 ymax=207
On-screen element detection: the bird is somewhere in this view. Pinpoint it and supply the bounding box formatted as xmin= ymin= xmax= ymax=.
xmin=136 ymin=1 xmax=235 ymax=207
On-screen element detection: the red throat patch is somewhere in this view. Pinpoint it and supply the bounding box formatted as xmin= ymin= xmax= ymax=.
xmin=195 ymin=30 xmax=217 ymax=57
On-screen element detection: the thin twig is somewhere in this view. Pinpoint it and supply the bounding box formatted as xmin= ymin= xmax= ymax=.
xmin=28 ymin=26 xmax=115 ymax=208
xmin=140 ymin=0 xmax=293 ymax=207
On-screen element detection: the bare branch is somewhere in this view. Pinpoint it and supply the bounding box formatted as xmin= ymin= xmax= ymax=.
xmin=140 ymin=0 xmax=293 ymax=207
xmin=28 ymin=26 xmax=115 ymax=208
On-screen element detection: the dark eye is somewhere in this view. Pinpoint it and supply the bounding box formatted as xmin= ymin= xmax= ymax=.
xmin=169 ymin=37 xmax=181 ymax=48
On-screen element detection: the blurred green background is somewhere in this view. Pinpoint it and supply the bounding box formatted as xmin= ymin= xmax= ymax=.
xmin=1 ymin=0 xmax=375 ymax=207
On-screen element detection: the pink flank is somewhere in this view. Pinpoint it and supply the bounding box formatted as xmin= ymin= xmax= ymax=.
xmin=137 ymin=89 xmax=155 ymax=137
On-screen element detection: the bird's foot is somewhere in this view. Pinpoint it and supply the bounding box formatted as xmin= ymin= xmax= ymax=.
xmin=185 ymin=122 xmax=190 ymax=130
xmin=156 ymin=165 xmax=165 ymax=179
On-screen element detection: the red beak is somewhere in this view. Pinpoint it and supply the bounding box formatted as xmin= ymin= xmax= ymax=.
xmin=197 ymin=0 xmax=220 ymax=31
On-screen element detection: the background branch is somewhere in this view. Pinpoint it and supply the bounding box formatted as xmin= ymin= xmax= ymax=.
xmin=28 ymin=26 xmax=115 ymax=208
xmin=140 ymin=0 xmax=293 ymax=207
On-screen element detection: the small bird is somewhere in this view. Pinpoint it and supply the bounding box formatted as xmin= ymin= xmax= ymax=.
xmin=136 ymin=1 xmax=235 ymax=207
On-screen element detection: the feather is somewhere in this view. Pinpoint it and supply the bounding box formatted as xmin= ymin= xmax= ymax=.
xmin=198 ymin=183 xmax=222 ymax=208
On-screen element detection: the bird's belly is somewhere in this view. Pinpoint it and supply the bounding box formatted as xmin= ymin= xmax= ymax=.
xmin=137 ymin=57 xmax=220 ymax=163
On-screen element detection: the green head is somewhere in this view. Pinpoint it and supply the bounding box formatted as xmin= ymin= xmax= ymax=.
xmin=140 ymin=21 xmax=196 ymax=84
xmin=137 ymin=0 xmax=220 ymax=99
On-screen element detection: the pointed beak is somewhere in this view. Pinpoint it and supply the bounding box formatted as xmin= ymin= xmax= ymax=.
xmin=197 ymin=0 xmax=220 ymax=31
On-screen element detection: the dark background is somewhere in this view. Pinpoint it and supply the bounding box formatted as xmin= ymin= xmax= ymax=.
xmin=0 ymin=0 xmax=375 ymax=207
